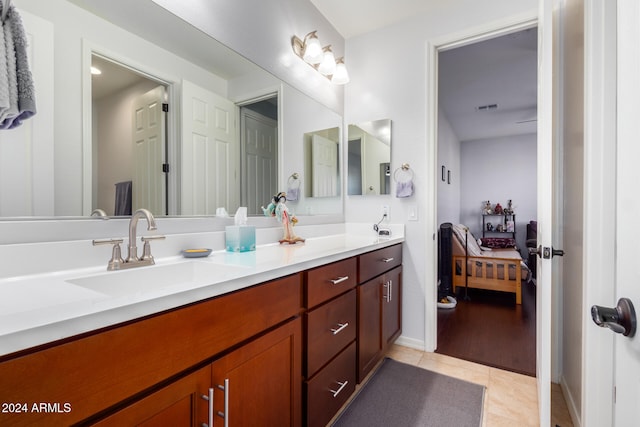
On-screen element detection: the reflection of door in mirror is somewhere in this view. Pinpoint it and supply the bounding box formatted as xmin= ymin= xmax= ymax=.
xmin=311 ymin=134 xmax=339 ymax=197
xmin=181 ymin=80 xmax=238 ymax=217
xmin=347 ymin=138 xmax=363 ymax=195
xmin=240 ymin=96 xmax=278 ymax=215
xmin=347 ymin=120 xmax=392 ymax=196
xmin=132 ymin=86 xmax=167 ymax=216
xmin=92 ymin=54 xmax=169 ymax=217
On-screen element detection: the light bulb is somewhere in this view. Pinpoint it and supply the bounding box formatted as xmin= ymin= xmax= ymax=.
xmin=318 ymin=47 xmax=336 ymax=76
xmin=332 ymin=60 xmax=349 ymax=84
xmin=302 ymin=32 xmax=323 ymax=64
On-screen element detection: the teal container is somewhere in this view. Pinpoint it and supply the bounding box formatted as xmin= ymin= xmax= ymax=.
xmin=225 ymin=225 xmax=256 ymax=252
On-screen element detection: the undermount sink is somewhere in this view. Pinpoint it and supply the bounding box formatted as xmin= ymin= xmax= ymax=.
xmin=66 ymin=261 xmax=248 ymax=297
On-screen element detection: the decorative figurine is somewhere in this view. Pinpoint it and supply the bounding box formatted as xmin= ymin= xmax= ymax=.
xmin=483 ymin=200 xmax=493 ymax=215
xmin=262 ymin=192 xmax=305 ymax=245
xmin=486 ymin=222 xmax=494 ymax=231
xmin=504 ymin=199 xmax=514 ymax=215
xmin=494 ymin=203 xmax=503 ymax=214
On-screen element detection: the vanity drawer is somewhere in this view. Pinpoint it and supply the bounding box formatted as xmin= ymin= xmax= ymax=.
xmin=306 ymin=289 xmax=356 ymax=377
xmin=306 ymin=257 xmax=357 ymax=308
xmin=359 ymin=244 xmax=402 ymax=283
xmin=306 ymin=341 xmax=356 ymax=427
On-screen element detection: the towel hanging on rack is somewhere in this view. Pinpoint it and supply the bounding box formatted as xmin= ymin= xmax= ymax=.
xmin=394 ymin=163 xmax=415 ymax=198
xmin=0 ymin=1 xmax=37 ymax=130
xmin=286 ymin=172 xmax=301 ymax=201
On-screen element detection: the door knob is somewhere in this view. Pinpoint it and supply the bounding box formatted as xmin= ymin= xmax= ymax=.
xmin=528 ymin=245 xmax=542 ymax=257
xmin=591 ymin=298 xmax=637 ymax=337
xmin=528 ymin=245 xmax=565 ymax=259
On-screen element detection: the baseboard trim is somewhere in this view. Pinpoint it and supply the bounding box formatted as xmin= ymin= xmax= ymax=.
xmin=395 ymin=335 xmax=425 ymax=351
xmin=560 ymin=376 xmax=581 ymax=427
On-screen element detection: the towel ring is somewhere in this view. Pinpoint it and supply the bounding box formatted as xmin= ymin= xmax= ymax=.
xmin=287 ymin=172 xmax=300 ymax=188
xmin=393 ymin=163 xmax=414 ymax=183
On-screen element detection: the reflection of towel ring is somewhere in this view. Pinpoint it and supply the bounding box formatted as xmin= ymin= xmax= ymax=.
xmin=287 ymin=172 xmax=300 ymax=188
xmin=393 ymin=163 xmax=414 ymax=183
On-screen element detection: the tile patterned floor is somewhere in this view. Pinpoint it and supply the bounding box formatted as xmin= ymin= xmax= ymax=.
xmin=386 ymin=344 xmax=540 ymax=427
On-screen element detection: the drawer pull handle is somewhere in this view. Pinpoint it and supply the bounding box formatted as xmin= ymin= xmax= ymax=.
xmin=216 ymin=379 xmax=229 ymax=427
xmin=382 ymin=257 xmax=395 ymax=263
xmin=330 ymin=380 xmax=349 ymax=398
xmin=330 ymin=322 xmax=349 ymax=335
xmin=201 ymin=387 xmax=214 ymax=427
xmin=330 ymin=276 xmax=349 ymax=285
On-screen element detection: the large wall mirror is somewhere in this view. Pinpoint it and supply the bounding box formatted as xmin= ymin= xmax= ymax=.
xmin=3 ymin=0 xmax=343 ymax=218
xmin=347 ymin=119 xmax=392 ymax=195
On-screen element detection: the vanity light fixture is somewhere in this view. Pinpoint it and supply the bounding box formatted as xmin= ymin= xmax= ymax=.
xmin=90 ymin=66 xmax=102 ymax=75
xmin=291 ymin=31 xmax=349 ymax=85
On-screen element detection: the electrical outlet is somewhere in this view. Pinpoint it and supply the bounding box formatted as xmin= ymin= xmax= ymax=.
xmin=382 ymin=205 xmax=390 ymax=220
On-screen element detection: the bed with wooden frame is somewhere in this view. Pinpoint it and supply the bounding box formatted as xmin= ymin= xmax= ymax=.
xmin=450 ymin=224 xmax=527 ymax=304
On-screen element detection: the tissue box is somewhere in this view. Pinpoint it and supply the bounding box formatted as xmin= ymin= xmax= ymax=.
xmin=225 ymin=225 xmax=256 ymax=252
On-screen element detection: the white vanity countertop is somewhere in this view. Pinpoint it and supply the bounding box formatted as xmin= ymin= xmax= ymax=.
xmin=0 ymin=232 xmax=404 ymax=357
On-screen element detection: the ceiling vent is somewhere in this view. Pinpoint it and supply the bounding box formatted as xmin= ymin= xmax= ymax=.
xmin=475 ymin=103 xmax=498 ymax=112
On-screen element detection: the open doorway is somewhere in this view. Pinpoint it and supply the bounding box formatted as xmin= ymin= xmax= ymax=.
xmin=435 ymin=27 xmax=538 ymax=376
xmin=90 ymin=54 xmax=170 ymax=217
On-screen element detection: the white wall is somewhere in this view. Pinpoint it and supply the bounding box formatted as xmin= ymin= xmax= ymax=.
xmin=344 ymin=0 xmax=537 ymax=349
xmin=152 ymin=0 xmax=344 ymax=115
xmin=437 ymin=108 xmax=461 ymax=226
xmin=460 ymin=133 xmax=537 ymax=253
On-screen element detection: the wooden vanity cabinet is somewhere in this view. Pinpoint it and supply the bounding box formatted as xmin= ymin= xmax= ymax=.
xmin=0 ymin=274 xmax=302 ymax=427
xmin=94 ymin=318 xmax=302 ymax=427
xmin=303 ymin=258 xmax=357 ymax=427
xmin=357 ymin=244 xmax=403 ymax=383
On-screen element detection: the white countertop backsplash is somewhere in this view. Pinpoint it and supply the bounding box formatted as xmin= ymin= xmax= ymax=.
xmin=0 ymin=222 xmax=404 ymax=357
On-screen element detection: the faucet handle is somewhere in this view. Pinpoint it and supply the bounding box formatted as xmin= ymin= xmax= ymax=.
xmin=93 ymin=238 xmax=125 ymax=271
xmin=140 ymin=235 xmax=166 ymax=262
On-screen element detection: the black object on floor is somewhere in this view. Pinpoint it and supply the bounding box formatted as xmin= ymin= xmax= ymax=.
xmin=332 ymin=358 xmax=485 ymax=427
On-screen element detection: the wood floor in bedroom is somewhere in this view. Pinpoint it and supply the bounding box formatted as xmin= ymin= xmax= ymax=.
xmin=436 ymin=280 xmax=536 ymax=377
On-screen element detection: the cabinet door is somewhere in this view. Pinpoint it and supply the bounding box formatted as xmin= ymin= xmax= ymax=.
xmin=211 ymin=318 xmax=302 ymax=427
xmin=357 ymin=278 xmax=382 ymax=383
xmin=92 ymin=366 xmax=211 ymax=426
xmin=382 ymin=266 xmax=402 ymax=348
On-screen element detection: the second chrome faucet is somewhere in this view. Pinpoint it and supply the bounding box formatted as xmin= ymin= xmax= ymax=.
xmin=94 ymin=208 xmax=165 ymax=271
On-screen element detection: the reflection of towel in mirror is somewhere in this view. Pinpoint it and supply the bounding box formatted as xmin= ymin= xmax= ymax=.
xmin=286 ymin=187 xmax=299 ymax=201
xmin=114 ymin=181 xmax=132 ymax=216
xmin=0 ymin=5 xmax=36 ymax=129
xmin=396 ymin=180 xmax=414 ymax=198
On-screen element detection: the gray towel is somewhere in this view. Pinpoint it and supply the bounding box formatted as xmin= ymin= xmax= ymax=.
xmin=1 ymin=5 xmax=36 ymax=129
xmin=0 ymin=6 xmax=18 ymax=123
xmin=114 ymin=181 xmax=132 ymax=216
xmin=0 ymin=8 xmax=9 ymax=118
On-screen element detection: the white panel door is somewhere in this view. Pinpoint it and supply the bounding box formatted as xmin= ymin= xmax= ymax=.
xmin=132 ymin=85 xmax=166 ymax=215
xmin=241 ymin=109 xmax=277 ymax=215
xmin=311 ymin=134 xmax=338 ymax=197
xmin=613 ymin=2 xmax=640 ymax=425
xmin=536 ymin=0 xmax=554 ymax=424
xmin=0 ymin=10 xmax=53 ymax=216
xmin=181 ymin=80 xmax=237 ymax=215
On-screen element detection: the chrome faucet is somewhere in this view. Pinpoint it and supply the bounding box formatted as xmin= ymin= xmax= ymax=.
xmin=127 ymin=208 xmax=156 ymax=262
xmin=93 ymin=208 xmax=165 ymax=271
xmin=91 ymin=208 xmax=108 ymax=219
